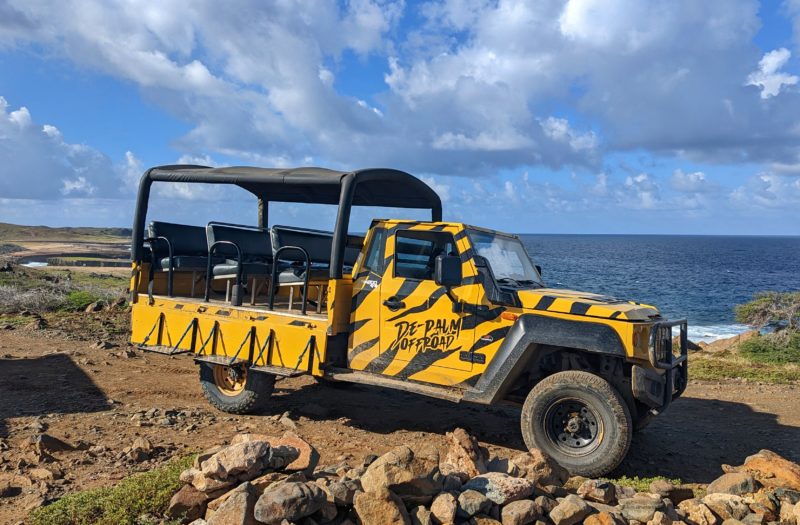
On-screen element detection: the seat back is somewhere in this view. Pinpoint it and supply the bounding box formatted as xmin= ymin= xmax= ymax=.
xmin=270 ymin=226 xmax=363 ymax=270
xmin=148 ymin=221 xmax=208 ymax=256
xmin=206 ymin=223 xmax=272 ymax=260
xmin=270 ymin=225 xmax=334 ymax=265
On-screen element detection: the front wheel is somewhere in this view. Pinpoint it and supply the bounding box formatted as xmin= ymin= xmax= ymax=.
xmin=520 ymin=370 xmax=632 ymax=477
xmin=199 ymin=362 xmax=275 ymax=414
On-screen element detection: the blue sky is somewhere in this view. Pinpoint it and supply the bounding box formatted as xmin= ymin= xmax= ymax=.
xmin=1 ymin=0 xmax=800 ymax=234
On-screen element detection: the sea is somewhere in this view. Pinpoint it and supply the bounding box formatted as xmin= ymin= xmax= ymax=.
xmin=519 ymin=235 xmax=800 ymax=343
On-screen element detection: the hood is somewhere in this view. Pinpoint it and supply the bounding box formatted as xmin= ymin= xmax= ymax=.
xmin=517 ymin=288 xmax=660 ymax=322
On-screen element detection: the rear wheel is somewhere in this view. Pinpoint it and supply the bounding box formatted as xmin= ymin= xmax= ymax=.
xmin=521 ymin=370 xmax=632 ymax=477
xmin=199 ymin=362 xmax=275 ymax=414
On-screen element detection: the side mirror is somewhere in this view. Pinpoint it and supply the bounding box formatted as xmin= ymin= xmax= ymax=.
xmin=535 ymin=264 xmax=542 ymax=277
xmin=434 ymin=255 xmax=462 ymax=288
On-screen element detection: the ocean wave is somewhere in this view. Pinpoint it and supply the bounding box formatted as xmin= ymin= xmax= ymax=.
xmin=686 ymin=324 xmax=751 ymax=343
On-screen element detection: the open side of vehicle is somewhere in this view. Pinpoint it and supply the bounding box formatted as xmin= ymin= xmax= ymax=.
xmin=129 ymin=164 xmax=688 ymax=476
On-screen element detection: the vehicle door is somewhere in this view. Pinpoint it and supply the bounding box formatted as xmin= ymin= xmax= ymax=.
xmin=373 ymin=226 xmax=478 ymax=382
xmin=347 ymin=226 xmax=388 ymax=370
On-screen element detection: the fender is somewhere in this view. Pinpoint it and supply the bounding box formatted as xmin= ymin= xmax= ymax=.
xmin=463 ymin=313 xmax=626 ymax=404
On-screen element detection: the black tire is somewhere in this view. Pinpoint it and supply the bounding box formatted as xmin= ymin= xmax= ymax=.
xmin=521 ymin=370 xmax=632 ymax=477
xmin=199 ymin=362 xmax=275 ymax=414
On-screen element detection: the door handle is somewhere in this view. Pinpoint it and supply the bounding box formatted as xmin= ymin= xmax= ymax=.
xmin=383 ymin=296 xmax=405 ymax=311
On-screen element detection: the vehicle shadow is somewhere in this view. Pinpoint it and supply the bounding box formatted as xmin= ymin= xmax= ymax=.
xmin=0 ymin=353 xmax=111 ymax=438
xmin=272 ymin=380 xmax=799 ymax=483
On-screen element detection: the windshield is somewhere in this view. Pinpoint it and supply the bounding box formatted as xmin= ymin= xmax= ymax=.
xmin=467 ymin=229 xmax=543 ymax=287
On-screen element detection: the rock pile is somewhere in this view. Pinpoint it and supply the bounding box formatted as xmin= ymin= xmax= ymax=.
xmin=169 ymin=428 xmax=800 ymax=525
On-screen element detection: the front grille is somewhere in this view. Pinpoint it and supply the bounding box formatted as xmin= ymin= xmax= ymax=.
xmin=652 ymin=324 xmax=672 ymax=365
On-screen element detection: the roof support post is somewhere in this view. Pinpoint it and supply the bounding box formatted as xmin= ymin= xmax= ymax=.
xmin=331 ymin=173 xmax=356 ymax=279
xmin=131 ymin=170 xmax=154 ymax=262
xmin=258 ymin=198 xmax=268 ymax=229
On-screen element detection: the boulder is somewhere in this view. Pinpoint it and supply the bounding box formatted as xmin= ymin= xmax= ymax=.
xmin=511 ymin=449 xmax=569 ymax=487
xmin=167 ymin=484 xmax=210 ymax=522
xmin=180 ymin=468 xmax=235 ymax=493
xmin=732 ymin=450 xmax=800 ymax=491
xmin=677 ymin=499 xmax=720 ymax=525
xmin=548 ymin=494 xmax=592 ymax=525
xmin=647 ymin=511 xmax=674 ymax=525
xmin=439 ymin=428 xmax=488 ymax=482
xmin=619 ymin=495 xmax=667 ymax=523
xmin=124 ymin=437 xmax=154 ymax=462
xmin=458 ymin=489 xmax=492 ymax=518
xmin=326 ymin=478 xmax=362 ymax=506
xmin=584 ymin=511 xmax=626 ymax=525
xmin=354 ymin=487 xmax=411 ymax=525
xmin=207 ymin=482 xmax=258 ymax=525
xmin=578 ymin=479 xmax=617 ymax=504
xmin=649 ymin=480 xmax=695 ymax=506
xmin=201 ymin=441 xmax=273 ymax=480
xmin=773 ymin=487 xmax=800 ymax=504
xmin=253 ymin=481 xmax=326 ymax=524
xmin=360 ymin=445 xmax=442 ymax=505
xmin=195 ymin=446 xmax=225 ymax=468
xmin=249 ymin=472 xmax=293 ymax=495
xmin=410 ymin=505 xmax=434 ymax=525
xmin=501 ymin=499 xmax=540 ymax=525
xmin=534 ymin=495 xmax=558 ymax=515
xmin=463 ymin=472 xmax=535 ymax=505
xmin=778 ymin=500 xmax=800 ymax=523
xmin=702 ymin=493 xmax=751 ymax=521
xmin=232 ymin=432 xmax=319 ymax=474
xmin=471 ymin=517 xmax=502 ymax=525
xmin=487 ymin=457 xmax=520 ymax=477
xmin=430 ymin=491 xmax=458 ymax=524
xmin=740 ymin=513 xmax=766 ymax=525
xmin=706 ymin=473 xmax=758 ymax=496
xmin=748 ymin=492 xmax=779 ymax=522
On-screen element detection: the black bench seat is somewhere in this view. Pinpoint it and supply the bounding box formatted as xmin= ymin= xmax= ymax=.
xmin=205 ymin=223 xmax=274 ymax=305
xmin=147 ymin=221 xmax=218 ymax=297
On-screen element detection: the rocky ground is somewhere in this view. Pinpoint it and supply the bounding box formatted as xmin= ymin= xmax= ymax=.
xmin=92 ymin=428 xmax=800 ymax=524
xmin=0 ymin=302 xmax=799 ymax=524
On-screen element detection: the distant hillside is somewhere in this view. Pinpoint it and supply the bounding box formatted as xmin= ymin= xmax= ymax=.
xmin=0 ymin=223 xmax=131 ymax=242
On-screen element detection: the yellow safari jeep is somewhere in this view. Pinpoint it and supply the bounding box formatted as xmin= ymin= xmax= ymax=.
xmin=129 ymin=165 xmax=687 ymax=476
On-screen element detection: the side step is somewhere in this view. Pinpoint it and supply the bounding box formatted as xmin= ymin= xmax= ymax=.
xmin=323 ymin=368 xmax=464 ymax=403
xmin=137 ymin=344 xmax=192 ymax=355
xmin=194 ymin=355 xmax=305 ymax=378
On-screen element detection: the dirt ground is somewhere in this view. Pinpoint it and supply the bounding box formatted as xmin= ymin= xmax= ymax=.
xmin=1 ymin=325 xmax=799 ymax=523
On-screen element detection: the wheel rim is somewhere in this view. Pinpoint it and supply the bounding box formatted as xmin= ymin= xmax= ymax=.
xmin=543 ymin=397 xmax=603 ymax=456
xmin=212 ymin=364 xmax=247 ymax=396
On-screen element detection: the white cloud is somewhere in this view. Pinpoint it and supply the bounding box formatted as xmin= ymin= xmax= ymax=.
xmin=0 ymin=96 xmax=123 ymax=199
xmin=670 ymin=169 xmax=716 ymax=193
xmin=746 ymin=48 xmax=799 ymax=99
xmin=731 ymin=171 xmax=800 ymax=208
xmin=622 ymin=173 xmax=661 ymax=209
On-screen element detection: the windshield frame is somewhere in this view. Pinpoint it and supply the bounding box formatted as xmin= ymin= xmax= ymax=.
xmin=466 ymin=228 xmax=544 ymax=288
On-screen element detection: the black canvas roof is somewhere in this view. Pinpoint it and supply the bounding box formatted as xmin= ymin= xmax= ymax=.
xmin=146 ymin=165 xmax=441 ymax=210
xmin=132 ymin=165 xmax=442 ymax=277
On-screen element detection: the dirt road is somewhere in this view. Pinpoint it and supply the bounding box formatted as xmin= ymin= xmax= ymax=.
xmin=1 ymin=329 xmax=799 ymax=522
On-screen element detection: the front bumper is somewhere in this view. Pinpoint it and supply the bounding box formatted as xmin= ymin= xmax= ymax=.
xmin=631 ymin=319 xmax=688 ymax=414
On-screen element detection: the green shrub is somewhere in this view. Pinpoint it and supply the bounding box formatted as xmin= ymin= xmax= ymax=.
xmin=62 ymin=290 xmax=102 ymax=311
xmin=735 ymin=291 xmax=800 ymax=331
xmin=738 ymin=332 xmax=800 ymax=365
xmin=603 ymin=475 xmax=682 ymax=493
xmin=29 ymin=456 xmax=193 ymax=525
